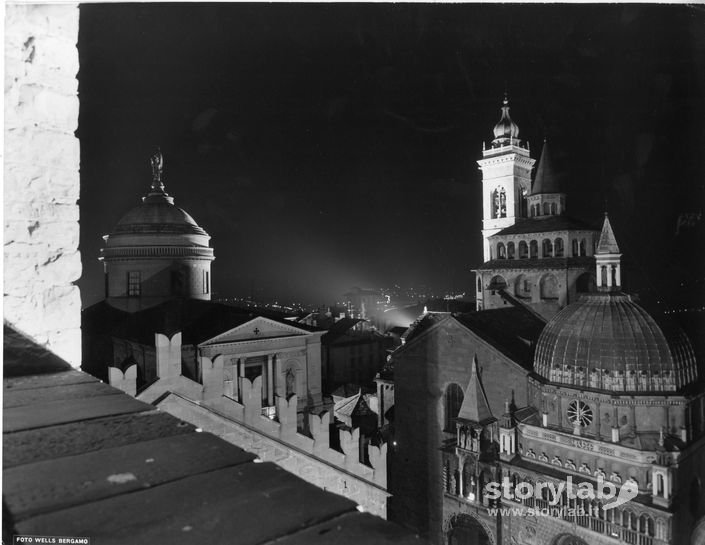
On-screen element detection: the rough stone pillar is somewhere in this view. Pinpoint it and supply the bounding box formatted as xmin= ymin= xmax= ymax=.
xmin=4 ymin=4 xmax=81 ymax=366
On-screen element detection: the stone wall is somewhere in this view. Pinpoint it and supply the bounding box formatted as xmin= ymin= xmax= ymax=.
xmin=4 ymin=4 xmax=81 ymax=366
xmin=389 ymin=315 xmax=531 ymax=542
xmin=107 ymin=332 xmax=389 ymax=517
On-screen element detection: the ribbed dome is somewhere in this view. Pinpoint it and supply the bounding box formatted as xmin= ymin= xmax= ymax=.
xmin=112 ymin=193 xmax=208 ymax=237
xmin=534 ymin=293 xmax=697 ymax=393
xmin=493 ymin=96 xmax=520 ymax=141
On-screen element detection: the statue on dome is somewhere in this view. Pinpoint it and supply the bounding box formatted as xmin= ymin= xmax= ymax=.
xmin=150 ymin=148 xmax=164 ymax=189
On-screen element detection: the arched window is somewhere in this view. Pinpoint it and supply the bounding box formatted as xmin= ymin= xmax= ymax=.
xmin=622 ymin=510 xmax=633 ymax=528
xmin=497 ymin=242 xmax=506 ymax=259
xmin=572 ymin=239 xmax=579 ymax=257
xmin=515 ymin=274 xmax=531 ymax=299
xmin=639 ymin=514 xmax=654 ymax=536
xmin=489 ymin=275 xmax=507 ymax=291
xmin=543 ymin=202 xmax=550 ymax=215
xmin=530 ymin=240 xmax=538 ymax=259
xmin=540 ymin=274 xmax=559 ymax=300
xmin=551 ymin=202 xmax=557 ymax=215
xmin=445 ymin=383 xmax=464 ymax=431
xmin=507 ymin=242 xmax=515 ymax=259
xmin=579 ymin=238 xmax=586 ymax=256
xmin=518 ymin=241 xmax=528 ymax=259
xmin=542 ymin=238 xmax=553 ymax=258
xmin=477 ymin=276 xmax=482 ymax=293
xmin=554 ymin=238 xmax=564 ymax=257
xmin=520 ymin=188 xmax=528 ymax=218
xmin=492 ymin=188 xmax=507 ymax=219
xmin=601 ymin=265 xmax=608 ymax=287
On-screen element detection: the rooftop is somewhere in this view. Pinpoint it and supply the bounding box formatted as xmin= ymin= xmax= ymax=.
xmin=83 ymin=298 xmax=322 ymax=347
xmin=476 ymin=256 xmax=595 ymax=271
xmin=492 ymin=215 xmax=597 ymax=237
xmin=3 ymin=325 xmax=423 ymax=545
xmin=455 ymin=307 xmax=545 ymax=370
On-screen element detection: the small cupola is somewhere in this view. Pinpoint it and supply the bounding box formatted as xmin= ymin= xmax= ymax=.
xmin=595 ymin=213 xmax=622 ymax=292
xmin=492 ymin=94 xmax=520 ymax=147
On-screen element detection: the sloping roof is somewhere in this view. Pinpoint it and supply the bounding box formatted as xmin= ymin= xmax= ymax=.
xmin=531 ymin=142 xmax=561 ymax=195
xmin=476 ymin=256 xmax=595 ymax=271
xmin=596 ymin=214 xmax=621 ymax=254
xmin=514 ymin=406 xmax=540 ymax=426
xmin=83 ymin=298 xmax=321 ymax=347
xmin=493 ymin=215 xmax=597 ymax=237
xmin=333 ymin=390 xmax=377 ymax=428
xmin=457 ymin=357 xmax=495 ymax=425
xmin=323 ymin=317 xmax=364 ymax=343
xmin=400 ymin=312 xmax=451 ymax=345
xmin=387 ymin=326 xmax=409 ymax=336
xmin=331 ymin=383 xmax=375 ymax=400
xmin=455 ymin=307 xmax=546 ymax=370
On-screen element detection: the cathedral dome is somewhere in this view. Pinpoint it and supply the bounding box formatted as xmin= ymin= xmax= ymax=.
xmin=111 ymin=193 xmax=208 ymax=238
xmin=101 ymin=150 xmax=214 ymax=309
xmin=492 ymin=95 xmax=520 ymax=142
xmin=534 ymin=293 xmax=698 ymax=393
xmin=102 ymin=150 xmax=214 ymax=257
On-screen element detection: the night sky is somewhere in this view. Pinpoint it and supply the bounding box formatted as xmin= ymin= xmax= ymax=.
xmin=77 ymin=4 xmax=705 ymax=308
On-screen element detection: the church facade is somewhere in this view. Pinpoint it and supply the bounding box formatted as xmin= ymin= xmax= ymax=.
xmin=388 ymin=99 xmax=705 ymax=545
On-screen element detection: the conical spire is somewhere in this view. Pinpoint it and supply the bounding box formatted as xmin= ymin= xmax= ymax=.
xmin=457 ymin=356 xmax=495 ymax=424
xmin=532 ymin=140 xmax=561 ymax=195
xmin=596 ymin=213 xmax=621 ymax=254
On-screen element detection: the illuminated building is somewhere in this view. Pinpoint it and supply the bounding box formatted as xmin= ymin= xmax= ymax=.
xmin=474 ymin=97 xmax=599 ymax=320
xmin=388 ymin=99 xmax=705 ymax=545
xmin=82 ymin=155 xmax=389 ymax=515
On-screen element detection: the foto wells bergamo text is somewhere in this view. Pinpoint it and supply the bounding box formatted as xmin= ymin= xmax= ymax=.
xmin=15 ymin=538 xmax=89 ymax=544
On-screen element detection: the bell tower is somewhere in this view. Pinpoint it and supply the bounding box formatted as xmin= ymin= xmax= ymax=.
xmin=476 ymin=95 xmax=535 ymax=261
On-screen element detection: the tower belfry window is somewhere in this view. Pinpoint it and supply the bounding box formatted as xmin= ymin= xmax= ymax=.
xmin=492 ymin=188 xmax=507 ymax=219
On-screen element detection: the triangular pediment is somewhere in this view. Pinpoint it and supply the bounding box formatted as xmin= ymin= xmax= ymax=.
xmin=199 ymin=316 xmax=313 ymax=346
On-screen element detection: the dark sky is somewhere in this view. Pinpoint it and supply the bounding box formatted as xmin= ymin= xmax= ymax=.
xmin=77 ymin=3 xmax=705 ymax=308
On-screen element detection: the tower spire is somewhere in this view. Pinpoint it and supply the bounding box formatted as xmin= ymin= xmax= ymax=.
xmin=457 ymin=356 xmax=494 ymax=425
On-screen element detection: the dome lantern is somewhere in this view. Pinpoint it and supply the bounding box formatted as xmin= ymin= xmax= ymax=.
xmin=595 ymin=213 xmax=622 ymax=291
xmin=492 ymin=94 xmax=520 ymax=147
